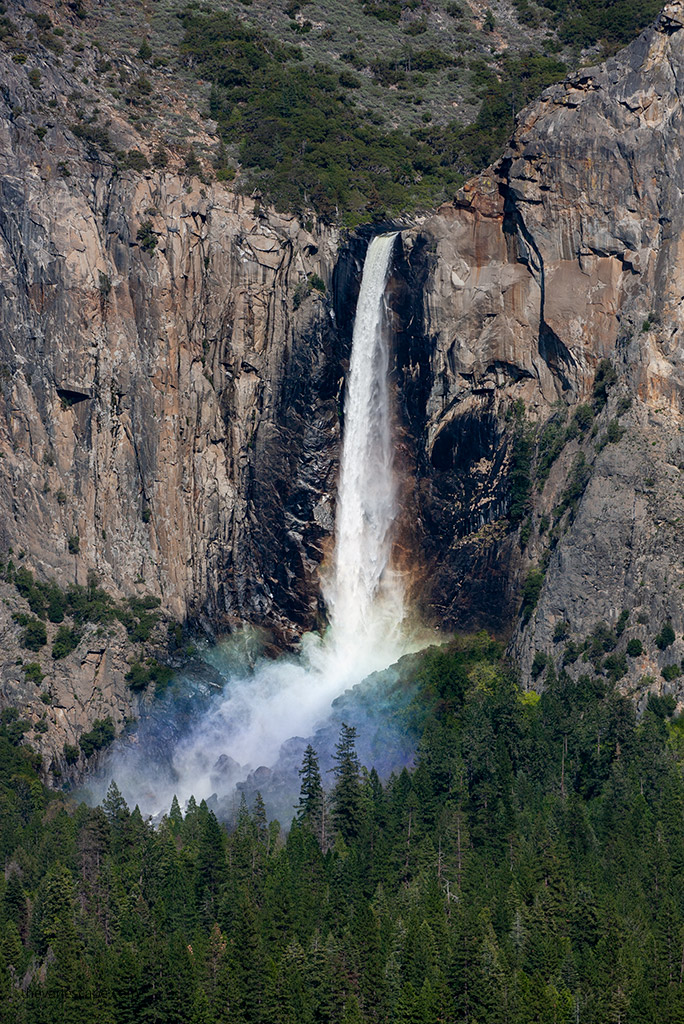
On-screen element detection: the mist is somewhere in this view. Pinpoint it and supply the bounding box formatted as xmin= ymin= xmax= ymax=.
xmin=86 ymin=233 xmax=429 ymax=825
xmin=86 ymin=623 xmax=434 ymax=824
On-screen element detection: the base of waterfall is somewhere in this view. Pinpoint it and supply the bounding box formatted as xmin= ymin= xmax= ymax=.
xmin=85 ymin=623 xmax=439 ymax=824
xmin=85 ymin=233 xmax=419 ymax=823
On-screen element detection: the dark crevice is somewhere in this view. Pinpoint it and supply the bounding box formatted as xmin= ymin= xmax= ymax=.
xmin=56 ymin=387 xmax=90 ymax=406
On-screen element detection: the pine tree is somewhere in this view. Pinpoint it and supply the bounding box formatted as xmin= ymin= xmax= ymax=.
xmin=103 ymin=780 xmax=129 ymax=825
xmin=253 ymin=792 xmax=269 ymax=848
xmin=331 ymin=724 xmax=362 ymax=841
xmin=195 ymin=801 xmax=227 ymax=925
xmin=341 ymin=993 xmax=364 ymax=1024
xmin=169 ymin=794 xmax=184 ymax=831
xmin=297 ymin=745 xmax=326 ymax=847
xmin=103 ymin=780 xmax=130 ymax=860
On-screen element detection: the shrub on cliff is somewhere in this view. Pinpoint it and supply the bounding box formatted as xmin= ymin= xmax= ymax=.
xmin=51 ymin=625 xmax=81 ymax=660
xmin=79 ymin=716 xmax=115 ymax=758
xmin=655 ymin=622 xmax=676 ymax=650
xmin=593 ymin=359 xmax=618 ymax=411
xmin=122 ymin=149 xmax=150 ymax=171
xmin=13 ymin=615 xmax=47 ymax=651
xmin=136 ymin=220 xmax=157 ymax=252
xmin=508 ymin=401 xmax=534 ymax=524
xmin=126 ymin=657 xmax=173 ymax=694
xmin=520 ymin=567 xmax=545 ymax=623
xmin=72 ymin=122 xmax=113 ymax=153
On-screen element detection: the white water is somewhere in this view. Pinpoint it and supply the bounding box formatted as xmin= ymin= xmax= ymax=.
xmin=322 ymin=231 xmax=404 ymax=673
xmin=102 ymin=232 xmax=413 ymax=815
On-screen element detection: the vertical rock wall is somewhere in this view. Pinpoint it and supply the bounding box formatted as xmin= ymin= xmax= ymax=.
xmin=398 ymin=4 xmax=684 ymax=698
xmin=0 ymin=90 xmax=345 ymax=638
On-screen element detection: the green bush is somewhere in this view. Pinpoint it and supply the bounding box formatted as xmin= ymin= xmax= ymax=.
xmin=185 ymin=146 xmax=201 ymax=176
xmin=520 ymin=568 xmax=545 ymax=623
xmin=566 ymin=403 xmax=593 ymax=440
xmin=125 ymin=660 xmax=150 ymax=691
xmin=152 ymin=146 xmax=168 ymax=168
xmin=72 ymin=122 xmax=113 ymax=152
xmin=126 ymin=658 xmax=173 ymax=694
xmin=63 ymin=743 xmax=79 ymax=764
xmin=553 ymin=620 xmax=570 ymax=642
xmin=585 ymin=622 xmax=617 ymax=668
xmin=531 ymin=651 xmax=548 ymax=679
xmin=655 ymin=622 xmax=676 ymax=651
xmin=603 ymin=652 xmax=627 ymax=683
xmin=647 ymin=692 xmax=677 ymax=717
xmin=67 ymin=576 xmax=116 ymax=625
xmin=51 ymin=625 xmax=81 ymax=660
xmin=536 ymin=412 xmax=566 ymax=485
xmin=16 ymin=616 xmax=47 ymax=651
xmin=13 ymin=566 xmax=46 ymax=618
xmin=361 ymin=0 xmax=402 ymax=23
xmin=593 ymin=360 xmax=617 ymax=411
xmin=123 ymin=149 xmax=150 ymax=171
xmin=508 ymin=403 xmax=534 ymax=524
xmin=626 ymin=638 xmax=643 ymax=657
xmin=117 ymin=596 xmax=161 ymax=642
xmin=606 ymin=419 xmax=623 ymax=444
xmin=562 ymin=640 xmax=581 ymax=665
xmin=24 ymin=662 xmax=44 ymax=685
xmin=1 ymin=708 xmax=30 ymax=745
xmin=662 ymin=663 xmax=681 ymax=682
xmin=554 ymin=453 xmax=591 ymax=523
xmin=45 ymin=583 xmax=67 ymax=623
xmin=137 ymin=220 xmax=157 ymax=252
xmin=79 ymin=717 xmax=115 ymax=758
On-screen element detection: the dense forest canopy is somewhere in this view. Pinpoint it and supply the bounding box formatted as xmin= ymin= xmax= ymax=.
xmin=3 ymin=635 xmax=684 ymax=1022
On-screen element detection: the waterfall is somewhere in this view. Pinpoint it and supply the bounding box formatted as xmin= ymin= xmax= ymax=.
xmin=323 ymin=232 xmax=404 ymax=671
xmin=103 ymin=232 xmax=413 ymax=818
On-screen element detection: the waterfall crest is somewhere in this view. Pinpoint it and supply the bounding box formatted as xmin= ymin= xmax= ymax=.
xmin=323 ymin=232 xmax=404 ymax=670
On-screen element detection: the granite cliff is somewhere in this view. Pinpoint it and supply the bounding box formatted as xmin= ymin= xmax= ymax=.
xmin=3 ymin=0 xmax=684 ymax=775
xmin=0 ymin=2 xmax=345 ymax=773
xmin=403 ymin=0 xmax=684 ymax=704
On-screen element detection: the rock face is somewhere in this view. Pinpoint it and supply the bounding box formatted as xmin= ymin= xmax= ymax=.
xmin=0 ymin=57 xmax=342 ymax=638
xmin=0 ymin=14 xmax=345 ymax=768
xmin=6 ymin=0 xmax=684 ymax=770
xmin=400 ymin=2 xmax=684 ymax=696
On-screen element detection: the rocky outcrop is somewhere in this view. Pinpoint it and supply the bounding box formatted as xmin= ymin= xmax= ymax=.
xmin=401 ymin=2 xmax=684 ymax=697
xmin=0 ymin=49 xmax=342 ymax=638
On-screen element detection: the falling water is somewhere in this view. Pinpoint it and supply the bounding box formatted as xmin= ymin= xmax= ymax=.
xmin=323 ymin=231 xmax=404 ymax=672
xmin=99 ymin=231 xmax=414 ymax=818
